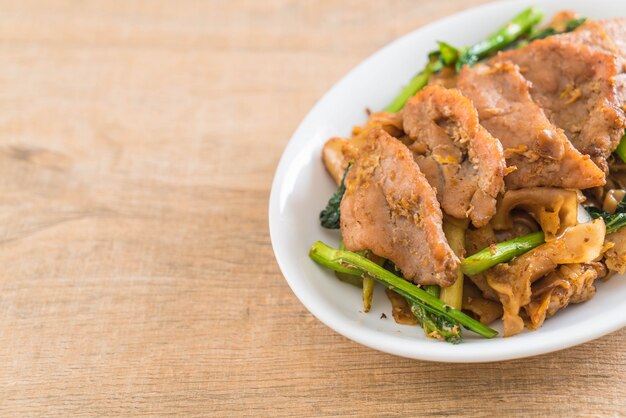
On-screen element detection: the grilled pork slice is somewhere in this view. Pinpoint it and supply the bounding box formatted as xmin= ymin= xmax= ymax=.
xmin=340 ymin=128 xmax=460 ymax=287
xmin=557 ymin=19 xmax=626 ymax=116
xmin=558 ymin=19 xmax=623 ymax=61
xmin=322 ymin=112 xmax=404 ymax=185
xmin=401 ymin=85 xmax=506 ymax=228
xmin=457 ymin=62 xmax=605 ymax=190
xmin=557 ymin=19 xmax=626 ymax=72
xmin=493 ymin=37 xmax=626 ymax=172
xmin=600 ymin=18 xmax=626 ymax=62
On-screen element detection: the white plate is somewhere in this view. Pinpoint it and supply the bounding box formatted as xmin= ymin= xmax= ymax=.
xmin=269 ymin=0 xmax=626 ymax=362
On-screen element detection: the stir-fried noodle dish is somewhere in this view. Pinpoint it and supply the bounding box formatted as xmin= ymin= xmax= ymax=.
xmin=309 ymin=8 xmax=626 ymax=343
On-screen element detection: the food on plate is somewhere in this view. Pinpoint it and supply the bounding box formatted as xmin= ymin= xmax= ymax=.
xmin=340 ymin=128 xmax=460 ymax=287
xmin=309 ymin=7 xmax=626 ymax=343
xmin=483 ymin=218 xmax=605 ymax=336
xmin=401 ymin=85 xmax=506 ymax=227
xmin=457 ymin=62 xmax=606 ymax=190
xmin=492 ymin=36 xmax=626 ymax=172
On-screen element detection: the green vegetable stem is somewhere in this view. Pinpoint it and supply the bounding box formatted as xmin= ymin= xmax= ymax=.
xmin=309 ymin=241 xmax=499 ymax=339
xmin=461 ymin=231 xmax=545 ymax=276
xmin=456 ymin=6 xmax=544 ymax=69
xmin=385 ymin=6 xmax=544 ymax=112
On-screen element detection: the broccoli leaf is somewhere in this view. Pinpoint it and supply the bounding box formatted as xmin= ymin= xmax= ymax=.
xmin=411 ymin=300 xmax=462 ymax=344
xmin=319 ymin=164 xmax=351 ymax=229
xmin=437 ymin=41 xmax=461 ymax=66
xmin=587 ymin=196 xmax=626 ymax=234
xmin=565 ymin=17 xmax=587 ymax=32
xmin=527 ymin=27 xmax=557 ymax=41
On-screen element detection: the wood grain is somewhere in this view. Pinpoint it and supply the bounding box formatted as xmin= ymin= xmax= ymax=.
xmin=0 ymin=1 xmax=624 ymax=416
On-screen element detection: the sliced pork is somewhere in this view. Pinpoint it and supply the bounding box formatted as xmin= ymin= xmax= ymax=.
xmin=599 ymin=18 xmax=626 ymax=63
xmin=322 ymin=112 xmax=403 ymax=185
xmin=558 ymin=19 xmax=626 ymax=122
xmin=340 ymin=128 xmax=460 ymax=287
xmin=493 ymin=37 xmax=626 ymax=172
xmin=557 ymin=19 xmax=623 ymax=61
xmin=401 ymin=85 xmax=506 ymax=227
xmin=458 ymin=62 xmax=605 ymax=189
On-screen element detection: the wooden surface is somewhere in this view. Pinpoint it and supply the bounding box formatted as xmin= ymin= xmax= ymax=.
xmin=0 ymin=1 xmax=624 ymax=416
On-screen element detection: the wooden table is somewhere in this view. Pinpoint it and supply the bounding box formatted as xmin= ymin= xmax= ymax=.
xmin=0 ymin=1 xmax=624 ymax=416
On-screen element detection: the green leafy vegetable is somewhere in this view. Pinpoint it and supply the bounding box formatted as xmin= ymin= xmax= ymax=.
xmin=437 ymin=41 xmax=461 ymax=66
xmin=526 ymin=27 xmax=557 ymax=41
xmin=309 ymin=241 xmax=499 ymax=339
xmin=412 ymin=285 xmax=462 ymax=344
xmin=461 ymin=231 xmax=545 ymax=276
xmin=332 ymin=248 xmax=462 ymax=342
xmin=565 ymin=17 xmax=587 ymax=31
xmin=384 ymin=56 xmax=442 ymax=113
xmin=319 ymin=164 xmax=351 ymax=229
xmin=587 ymin=197 xmax=626 ymax=234
xmin=383 ymin=9 xmax=589 ymax=113
xmin=412 ymin=303 xmax=462 ymax=344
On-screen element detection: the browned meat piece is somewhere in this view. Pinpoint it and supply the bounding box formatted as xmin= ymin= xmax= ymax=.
xmin=485 ymin=219 xmax=605 ymax=336
xmin=558 ymin=19 xmax=626 ymax=113
xmin=457 ymin=62 xmax=605 ymax=189
xmin=401 ymin=85 xmax=506 ymax=227
xmin=322 ymin=112 xmax=403 ymax=184
xmin=525 ymin=262 xmax=604 ymax=330
xmin=558 ymin=20 xmax=623 ymax=63
xmin=493 ymin=38 xmax=626 ymax=172
xmin=600 ymin=18 xmax=626 ymax=63
xmin=340 ymin=128 xmax=460 ymax=287
xmin=558 ymin=19 xmax=626 ymax=74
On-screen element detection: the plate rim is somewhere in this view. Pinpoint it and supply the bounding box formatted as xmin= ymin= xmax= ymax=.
xmin=269 ymin=0 xmax=626 ymax=362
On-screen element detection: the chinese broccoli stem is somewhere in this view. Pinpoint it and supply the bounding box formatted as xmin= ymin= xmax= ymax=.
xmin=440 ymin=217 xmax=468 ymax=309
xmin=457 ymin=6 xmax=544 ymax=68
xmin=335 ymin=241 xmax=363 ymax=287
xmin=461 ymin=231 xmax=545 ymax=276
xmin=385 ymin=6 xmax=544 ymax=112
xmin=511 ymin=17 xmax=587 ymax=49
xmin=363 ymin=276 xmax=375 ymax=312
xmin=309 ymin=241 xmax=498 ymax=338
xmin=385 ymin=65 xmax=436 ymax=113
